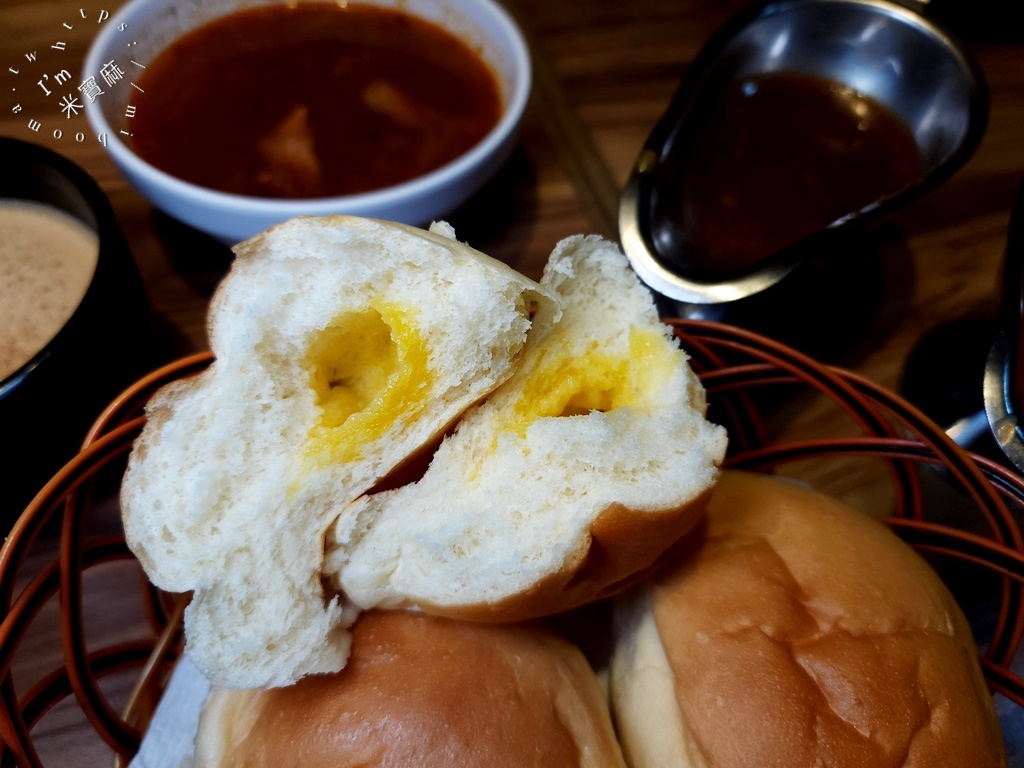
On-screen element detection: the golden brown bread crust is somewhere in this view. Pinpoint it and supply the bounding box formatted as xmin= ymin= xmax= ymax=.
xmin=195 ymin=611 xmax=627 ymax=767
xmin=611 ymin=470 xmax=1006 ymax=768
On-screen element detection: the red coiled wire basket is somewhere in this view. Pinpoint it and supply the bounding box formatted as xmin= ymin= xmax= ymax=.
xmin=1 ymin=319 xmax=1023 ymax=766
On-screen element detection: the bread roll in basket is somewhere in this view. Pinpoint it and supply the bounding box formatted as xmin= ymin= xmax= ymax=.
xmin=119 ymin=216 xmax=726 ymax=690
xmin=0 ymin=220 xmax=1021 ymax=766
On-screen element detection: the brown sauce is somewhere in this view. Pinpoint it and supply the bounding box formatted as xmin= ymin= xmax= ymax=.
xmin=128 ymin=3 xmax=502 ymax=199
xmin=669 ymin=71 xmax=922 ymax=279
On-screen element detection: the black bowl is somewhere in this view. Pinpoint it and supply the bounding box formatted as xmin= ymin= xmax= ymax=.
xmin=0 ymin=138 xmax=159 ymax=528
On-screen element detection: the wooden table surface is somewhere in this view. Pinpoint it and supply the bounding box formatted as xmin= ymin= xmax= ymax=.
xmin=2 ymin=0 xmax=1024 ymax=764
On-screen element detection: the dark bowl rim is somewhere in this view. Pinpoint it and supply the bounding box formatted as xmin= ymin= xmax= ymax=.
xmin=0 ymin=137 xmax=132 ymax=396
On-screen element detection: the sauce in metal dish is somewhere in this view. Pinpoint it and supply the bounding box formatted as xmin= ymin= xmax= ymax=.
xmin=128 ymin=3 xmax=502 ymax=199
xmin=664 ymin=71 xmax=922 ymax=279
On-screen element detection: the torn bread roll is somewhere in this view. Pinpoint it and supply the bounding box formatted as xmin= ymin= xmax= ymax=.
xmin=609 ymin=470 xmax=1007 ymax=768
xmin=325 ymin=234 xmax=727 ymax=620
xmin=120 ymin=216 xmax=553 ymax=690
xmin=192 ymin=611 xmax=628 ymax=767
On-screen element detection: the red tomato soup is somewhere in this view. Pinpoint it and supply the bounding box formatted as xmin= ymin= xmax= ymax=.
xmin=128 ymin=3 xmax=502 ymax=199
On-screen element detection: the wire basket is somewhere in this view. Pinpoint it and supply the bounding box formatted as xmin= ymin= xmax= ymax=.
xmin=1 ymin=319 xmax=1023 ymax=766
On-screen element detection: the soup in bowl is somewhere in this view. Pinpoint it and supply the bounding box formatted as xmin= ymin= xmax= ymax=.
xmin=0 ymin=138 xmax=157 ymax=527
xmin=83 ymin=0 xmax=532 ymax=244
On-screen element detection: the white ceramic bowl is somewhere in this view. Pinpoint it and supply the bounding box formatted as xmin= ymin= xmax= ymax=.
xmin=83 ymin=0 xmax=531 ymax=245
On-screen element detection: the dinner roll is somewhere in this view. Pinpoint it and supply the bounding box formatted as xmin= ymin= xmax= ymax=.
xmin=325 ymin=234 xmax=727 ymax=620
xmin=609 ymin=470 xmax=1007 ymax=768
xmin=121 ymin=216 xmax=553 ymax=689
xmin=192 ymin=611 xmax=628 ymax=767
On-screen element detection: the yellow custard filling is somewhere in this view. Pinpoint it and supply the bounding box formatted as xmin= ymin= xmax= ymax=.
xmin=305 ymin=301 xmax=432 ymax=463
xmin=508 ymin=325 xmax=680 ymax=435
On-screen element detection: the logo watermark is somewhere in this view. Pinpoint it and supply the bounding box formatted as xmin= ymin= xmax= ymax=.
xmin=5 ymin=6 xmax=146 ymax=147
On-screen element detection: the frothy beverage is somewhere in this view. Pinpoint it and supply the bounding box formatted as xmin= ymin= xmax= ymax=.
xmin=0 ymin=201 xmax=100 ymax=381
